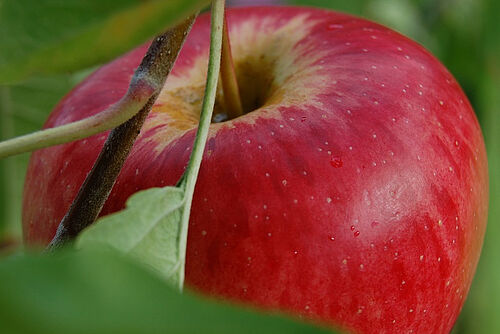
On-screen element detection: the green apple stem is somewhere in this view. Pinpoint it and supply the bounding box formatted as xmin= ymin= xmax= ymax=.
xmin=47 ymin=15 xmax=197 ymax=250
xmin=220 ymin=12 xmax=244 ymax=119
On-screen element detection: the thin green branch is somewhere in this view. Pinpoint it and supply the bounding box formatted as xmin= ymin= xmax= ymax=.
xmin=0 ymin=13 xmax=201 ymax=161
xmin=0 ymin=84 xmax=151 ymax=160
xmin=176 ymin=0 xmax=225 ymax=291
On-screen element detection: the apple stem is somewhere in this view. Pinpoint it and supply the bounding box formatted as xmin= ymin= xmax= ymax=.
xmin=47 ymin=15 xmax=197 ymax=250
xmin=220 ymin=12 xmax=244 ymax=119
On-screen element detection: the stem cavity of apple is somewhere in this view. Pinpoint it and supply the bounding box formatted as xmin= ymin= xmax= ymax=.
xmin=218 ymin=13 xmax=244 ymax=121
xmin=48 ymin=15 xmax=198 ymax=250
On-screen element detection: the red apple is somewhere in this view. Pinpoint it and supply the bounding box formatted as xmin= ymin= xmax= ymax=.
xmin=22 ymin=6 xmax=488 ymax=334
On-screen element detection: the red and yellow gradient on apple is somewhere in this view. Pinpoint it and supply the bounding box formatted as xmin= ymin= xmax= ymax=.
xmin=23 ymin=7 xmax=488 ymax=334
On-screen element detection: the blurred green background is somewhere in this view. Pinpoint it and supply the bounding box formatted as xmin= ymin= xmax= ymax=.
xmin=0 ymin=0 xmax=498 ymax=333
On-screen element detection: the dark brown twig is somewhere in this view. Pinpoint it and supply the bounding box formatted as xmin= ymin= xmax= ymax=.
xmin=48 ymin=15 xmax=197 ymax=251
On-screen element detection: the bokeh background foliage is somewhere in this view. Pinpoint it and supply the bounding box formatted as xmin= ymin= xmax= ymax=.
xmin=0 ymin=0 xmax=498 ymax=333
xmin=0 ymin=247 xmax=334 ymax=334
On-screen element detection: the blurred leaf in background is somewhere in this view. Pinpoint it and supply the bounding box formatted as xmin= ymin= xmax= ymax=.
xmin=0 ymin=247 xmax=335 ymax=334
xmin=0 ymin=0 xmax=209 ymax=84
xmin=457 ymin=0 xmax=500 ymax=332
xmin=0 ymin=75 xmax=81 ymax=247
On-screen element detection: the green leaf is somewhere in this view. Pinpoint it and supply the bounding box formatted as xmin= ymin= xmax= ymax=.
xmin=0 ymin=248 xmax=336 ymax=334
xmin=77 ymin=187 xmax=185 ymax=287
xmin=0 ymin=0 xmax=209 ymax=84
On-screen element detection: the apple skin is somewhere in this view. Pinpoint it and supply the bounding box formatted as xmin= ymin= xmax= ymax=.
xmin=22 ymin=6 xmax=488 ymax=334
